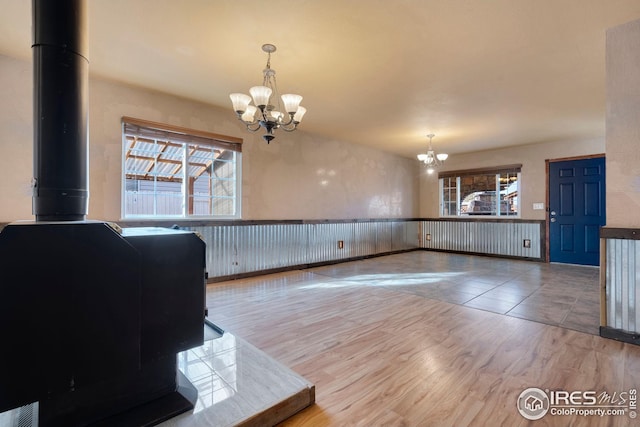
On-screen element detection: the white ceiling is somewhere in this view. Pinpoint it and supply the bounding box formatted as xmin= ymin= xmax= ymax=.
xmin=1 ymin=0 xmax=640 ymax=158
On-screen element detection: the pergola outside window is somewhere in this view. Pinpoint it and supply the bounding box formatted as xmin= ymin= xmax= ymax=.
xmin=122 ymin=117 xmax=242 ymax=219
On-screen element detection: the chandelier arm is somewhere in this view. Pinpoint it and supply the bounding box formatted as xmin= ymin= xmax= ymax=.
xmin=280 ymin=123 xmax=299 ymax=132
xmin=245 ymin=122 xmax=261 ymax=132
xmin=235 ymin=113 xmax=261 ymax=130
xmin=278 ymin=113 xmax=295 ymax=127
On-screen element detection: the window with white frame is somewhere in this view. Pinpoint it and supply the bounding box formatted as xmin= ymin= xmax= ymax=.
xmin=439 ymin=165 xmax=521 ymax=217
xmin=122 ymin=117 xmax=242 ymax=219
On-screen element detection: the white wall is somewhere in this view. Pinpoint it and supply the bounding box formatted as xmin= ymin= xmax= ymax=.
xmin=418 ymin=138 xmax=605 ymax=219
xmin=0 ymin=54 xmax=419 ymax=222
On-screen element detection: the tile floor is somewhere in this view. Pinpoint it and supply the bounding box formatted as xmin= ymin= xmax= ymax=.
xmin=302 ymin=251 xmax=601 ymax=335
xmin=161 ymin=329 xmax=314 ymax=427
xmin=0 ymin=328 xmax=314 ymax=427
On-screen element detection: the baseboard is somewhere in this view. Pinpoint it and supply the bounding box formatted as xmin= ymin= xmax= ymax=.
xmin=600 ymin=326 xmax=640 ymax=346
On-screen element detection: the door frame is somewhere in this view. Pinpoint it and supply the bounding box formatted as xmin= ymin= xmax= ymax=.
xmin=545 ymin=153 xmax=606 ymax=263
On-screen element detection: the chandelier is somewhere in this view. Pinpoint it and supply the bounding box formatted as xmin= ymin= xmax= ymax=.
xmin=417 ymin=133 xmax=448 ymax=174
xmin=229 ymin=44 xmax=306 ymax=144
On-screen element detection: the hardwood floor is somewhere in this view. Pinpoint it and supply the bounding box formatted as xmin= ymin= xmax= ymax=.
xmin=206 ymin=251 xmax=640 ymax=426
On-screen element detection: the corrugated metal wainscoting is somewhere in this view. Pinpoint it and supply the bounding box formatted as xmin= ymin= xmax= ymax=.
xmin=113 ymin=218 xmax=547 ymax=282
xmin=419 ymin=219 xmax=544 ymax=260
xmin=602 ymin=231 xmax=640 ymax=337
xmin=185 ymin=221 xmax=419 ymax=280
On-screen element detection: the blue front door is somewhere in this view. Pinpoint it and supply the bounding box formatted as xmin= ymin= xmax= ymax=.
xmin=549 ymin=157 xmax=606 ymax=266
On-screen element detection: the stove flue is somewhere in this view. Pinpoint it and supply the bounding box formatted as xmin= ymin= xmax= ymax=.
xmin=32 ymin=0 xmax=89 ymax=221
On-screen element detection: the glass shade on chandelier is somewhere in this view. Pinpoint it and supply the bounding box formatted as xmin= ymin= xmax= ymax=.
xmin=230 ymin=44 xmax=306 ymax=144
xmin=417 ymin=134 xmax=448 ymax=175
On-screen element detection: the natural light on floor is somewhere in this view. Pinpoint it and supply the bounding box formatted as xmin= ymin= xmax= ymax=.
xmin=299 ymin=272 xmax=464 ymax=289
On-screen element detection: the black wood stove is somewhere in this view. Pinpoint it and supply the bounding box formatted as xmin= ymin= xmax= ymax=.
xmin=0 ymin=1 xmax=206 ymax=425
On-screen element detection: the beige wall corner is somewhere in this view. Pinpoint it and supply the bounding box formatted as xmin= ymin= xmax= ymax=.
xmin=606 ymin=18 xmax=640 ymax=228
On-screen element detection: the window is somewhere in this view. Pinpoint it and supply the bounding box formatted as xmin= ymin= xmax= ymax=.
xmin=439 ymin=165 xmax=521 ymax=217
xmin=122 ymin=117 xmax=242 ymax=219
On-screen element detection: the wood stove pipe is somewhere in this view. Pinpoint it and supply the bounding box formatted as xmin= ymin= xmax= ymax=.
xmin=32 ymin=0 xmax=88 ymax=221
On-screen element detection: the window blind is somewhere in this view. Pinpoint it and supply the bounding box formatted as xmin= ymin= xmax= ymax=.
xmin=122 ymin=116 xmax=243 ymax=152
xmin=438 ymin=164 xmax=522 ymax=179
